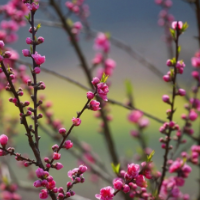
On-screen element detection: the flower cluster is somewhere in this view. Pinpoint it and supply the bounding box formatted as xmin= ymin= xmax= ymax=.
xmin=96 ymin=162 xmax=153 ymax=200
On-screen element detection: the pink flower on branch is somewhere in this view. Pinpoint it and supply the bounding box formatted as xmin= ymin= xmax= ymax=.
xmin=95 ymin=186 xmax=114 ymax=200
xmin=32 ymin=53 xmax=45 ymax=66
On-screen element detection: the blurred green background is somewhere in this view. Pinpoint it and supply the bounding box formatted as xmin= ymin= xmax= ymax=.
xmin=1 ymin=0 xmax=200 ymax=199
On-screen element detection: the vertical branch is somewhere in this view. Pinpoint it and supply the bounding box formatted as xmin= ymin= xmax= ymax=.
xmin=157 ymin=26 xmax=181 ymax=196
xmin=195 ymin=0 xmax=200 ymax=47
xmin=49 ymin=0 xmax=119 ymax=165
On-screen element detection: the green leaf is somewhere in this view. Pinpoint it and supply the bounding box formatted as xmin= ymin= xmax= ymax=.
xmin=146 ymin=150 xmax=155 ymax=162
xmin=66 ymin=19 xmax=73 ymax=27
xmin=181 ymin=22 xmax=189 ymax=33
xmin=36 ymin=23 xmax=42 ymax=30
xmin=178 ymin=46 xmax=181 ymax=53
xmin=24 ymin=13 xmax=30 ymax=21
xmin=30 ymin=45 xmax=33 ymax=54
xmin=100 ymin=73 xmax=109 ymax=83
xmin=105 ymin=32 xmax=111 ymax=39
xmin=125 ymin=80 xmax=133 ymax=96
xmin=111 ymin=163 xmax=120 ymax=174
xmin=2 ymin=176 xmax=9 ymax=185
xmin=169 ymin=28 xmax=175 ymax=39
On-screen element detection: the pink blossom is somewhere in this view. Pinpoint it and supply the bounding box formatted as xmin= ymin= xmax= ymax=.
xmin=155 ymin=0 xmax=162 ymax=4
xmin=162 ymin=95 xmax=170 ymax=103
xmin=135 ymin=175 xmax=147 ymax=188
xmin=178 ymin=89 xmax=186 ymax=96
xmin=59 ymin=128 xmax=66 ymax=135
xmin=87 ymin=91 xmax=95 ymax=99
xmin=33 ymin=67 xmax=41 ymax=74
xmin=39 ymin=189 xmax=48 ymax=199
xmin=53 ymin=152 xmax=61 ymax=160
xmin=94 ymin=32 xmax=110 ymax=53
xmin=174 ymin=177 xmax=185 ymax=186
xmin=35 ymin=168 xmax=45 ymax=178
xmin=95 ymin=186 xmax=114 ymax=200
xmin=191 ymin=71 xmax=199 ymax=80
xmin=105 ymin=58 xmax=116 ymax=76
xmin=113 ymin=178 xmax=123 ymax=190
xmin=32 ymin=53 xmax=45 ymax=65
xmin=169 ymin=160 xmax=182 ymax=173
xmin=0 ymin=134 xmax=8 ymax=146
xmin=33 ymin=180 xmax=42 ymax=188
xmin=4 ymin=51 xmax=12 ymax=58
xmin=171 ymin=21 xmax=183 ymax=30
xmin=127 ymin=163 xmax=140 ymax=178
xmin=26 ymin=37 xmax=32 ymax=44
xmin=163 ymin=74 xmax=171 ymax=82
xmin=0 ymin=40 xmax=4 ymax=49
xmin=89 ymin=100 xmax=101 ymax=111
xmin=123 ymin=184 xmax=130 ymax=193
xmin=64 ymin=140 xmax=73 ymax=149
xmin=0 ymin=55 xmax=4 ymax=62
xmin=79 ymin=165 xmax=88 ymax=174
xmin=55 ymin=162 xmax=63 ymax=170
xmin=128 ymin=110 xmax=143 ymax=124
xmin=25 ymin=2 xmax=39 ymax=12
xmin=91 ymin=77 xmax=100 ymax=86
xmin=72 ymin=117 xmax=81 ymax=126
xmin=38 ymin=36 xmax=44 ymax=44
xmin=138 ymin=118 xmax=149 ymax=128
xmin=22 ymin=49 xmax=30 ymax=57
xmin=182 ymin=164 xmax=192 ymax=178
xmin=97 ymin=82 xmax=109 ymax=101
xmin=189 ymin=110 xmax=198 ymax=121
xmin=92 ymin=53 xmax=102 ymax=65
xmin=68 ymin=168 xmax=79 ymax=180
xmin=191 ymin=57 xmax=200 ymax=68
xmin=46 ymin=180 xmax=56 ymax=190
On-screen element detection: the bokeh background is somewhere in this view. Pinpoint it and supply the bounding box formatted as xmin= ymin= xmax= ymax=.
xmin=1 ymin=0 xmax=200 ymax=199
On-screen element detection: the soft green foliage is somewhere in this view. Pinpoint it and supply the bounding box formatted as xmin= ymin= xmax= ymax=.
xmin=111 ymin=163 xmax=120 ymax=174
xmin=146 ymin=150 xmax=155 ymax=162
xmin=100 ymin=73 xmax=109 ymax=83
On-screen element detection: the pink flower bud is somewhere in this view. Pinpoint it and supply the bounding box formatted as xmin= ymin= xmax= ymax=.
xmin=178 ymin=89 xmax=186 ymax=96
xmin=35 ymin=168 xmax=45 ymax=178
xmin=166 ymin=59 xmax=173 ymax=66
xmin=0 ymin=55 xmax=4 ymax=62
xmin=33 ymin=67 xmax=41 ymax=74
xmin=4 ymin=51 xmax=12 ymax=58
xmin=87 ymin=91 xmax=95 ymax=99
xmin=161 ymin=144 xmax=166 ymax=149
xmin=39 ymin=189 xmax=48 ymax=199
xmin=79 ymin=165 xmax=87 ymax=174
xmin=53 ymin=152 xmax=61 ymax=160
xmin=162 ymin=95 xmax=170 ymax=103
xmin=59 ymin=128 xmax=66 ymax=135
xmin=89 ymin=100 xmax=101 ymax=111
xmin=163 ymin=74 xmax=171 ymax=82
xmin=32 ymin=53 xmax=45 ymax=65
xmin=135 ymin=175 xmax=147 ymax=188
xmin=64 ymin=140 xmax=73 ymax=149
xmin=172 ymin=21 xmax=183 ymax=30
xmin=91 ymin=77 xmax=100 ymax=86
xmin=0 ymin=40 xmax=5 ymax=49
xmin=22 ymin=49 xmax=30 ymax=57
xmin=26 ymin=37 xmax=32 ymax=44
xmin=72 ymin=117 xmax=81 ymax=126
xmin=0 ymin=134 xmax=8 ymax=146
xmin=191 ymin=71 xmax=199 ymax=80
xmin=67 ymin=182 xmax=72 ymax=189
xmin=52 ymin=144 xmax=59 ymax=151
xmin=33 ymin=180 xmax=42 ymax=188
xmin=113 ymin=178 xmax=123 ymax=190
xmin=55 ymin=162 xmax=63 ymax=170
xmin=38 ymin=36 xmax=44 ymax=44
xmin=189 ymin=110 xmax=198 ymax=121
xmin=123 ymin=184 xmax=130 ymax=193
